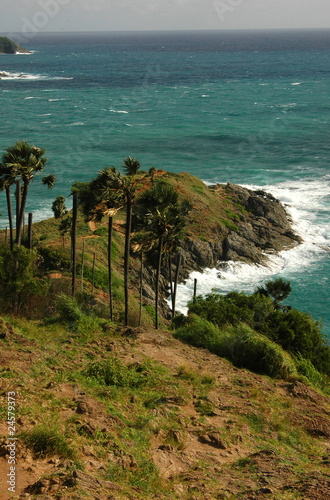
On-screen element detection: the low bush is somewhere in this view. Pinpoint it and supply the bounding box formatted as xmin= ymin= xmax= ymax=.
xmin=82 ymin=357 xmax=165 ymax=389
xmin=294 ymin=355 xmax=330 ymax=394
xmin=38 ymin=245 xmax=71 ymax=271
xmin=174 ymin=316 xmax=297 ymax=379
xmin=187 ymin=283 xmax=330 ymax=376
xmin=0 ymin=245 xmax=50 ymax=315
xmin=21 ymin=423 xmax=76 ymax=459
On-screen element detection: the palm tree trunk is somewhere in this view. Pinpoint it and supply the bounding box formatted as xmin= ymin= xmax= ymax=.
xmin=124 ymin=198 xmax=132 ymax=326
xmin=16 ymin=180 xmax=29 ymax=246
xmin=168 ymin=253 xmax=174 ymax=314
xmin=155 ymin=234 xmax=164 ymax=330
xmin=139 ymin=250 xmax=143 ymax=327
xmin=15 ymin=180 xmax=20 ymax=238
xmin=71 ymin=191 xmax=78 ymax=297
xmin=108 ymin=216 xmax=113 ymax=321
xmin=81 ymin=240 xmax=85 ymax=292
xmin=5 ymin=186 xmax=14 ymax=251
xmin=92 ymin=252 xmax=96 ymax=296
xmin=27 ymin=212 xmax=33 ymax=250
xmin=172 ymin=253 xmax=182 ymax=318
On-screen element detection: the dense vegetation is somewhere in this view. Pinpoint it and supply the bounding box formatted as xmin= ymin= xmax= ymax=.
xmin=0 ymin=36 xmax=27 ymax=54
xmin=173 ymin=279 xmax=330 ymax=390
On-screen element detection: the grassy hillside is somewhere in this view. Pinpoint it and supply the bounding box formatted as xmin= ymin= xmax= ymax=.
xmin=0 ymin=169 xmax=329 ymax=498
xmin=0 ymin=315 xmax=329 ymax=499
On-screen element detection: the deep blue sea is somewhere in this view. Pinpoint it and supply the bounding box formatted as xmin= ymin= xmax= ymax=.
xmin=0 ymin=30 xmax=329 ymax=339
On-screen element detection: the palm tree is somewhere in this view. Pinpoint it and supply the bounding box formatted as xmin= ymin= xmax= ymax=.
xmin=121 ymin=157 xmax=141 ymax=326
xmin=131 ymin=231 xmax=154 ymax=327
xmin=59 ymin=216 xmax=71 ymax=249
xmin=149 ymin=166 xmax=157 ymax=185
xmin=77 ymin=168 xmax=124 ymax=320
xmin=71 ymin=190 xmax=78 ymax=297
xmin=52 ymin=195 xmax=68 ymax=220
xmin=1 ymin=141 xmax=56 ymax=246
xmin=135 ymin=181 xmax=187 ymax=329
xmin=78 ymin=158 xmax=140 ymax=325
xmin=0 ymin=158 xmax=17 ymax=251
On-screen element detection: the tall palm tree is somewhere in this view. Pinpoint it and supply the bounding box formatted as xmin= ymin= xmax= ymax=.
xmin=78 ymin=158 xmax=140 ymax=325
xmin=71 ymin=190 xmax=78 ymax=297
xmin=0 ymin=158 xmax=17 ymax=251
xmin=135 ymin=181 xmax=187 ymax=329
xmin=77 ymin=167 xmax=124 ymax=320
xmin=131 ymin=231 xmax=154 ymax=327
xmin=1 ymin=141 xmax=55 ymax=246
xmin=121 ymin=157 xmax=141 ymax=326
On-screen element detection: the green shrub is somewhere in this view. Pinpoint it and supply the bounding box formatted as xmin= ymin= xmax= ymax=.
xmin=212 ymin=324 xmax=297 ymax=379
xmin=38 ymin=245 xmax=71 ymax=271
xmin=21 ymin=424 xmax=76 ymax=459
xmin=221 ymin=219 xmax=239 ymax=231
xmin=174 ymin=316 xmax=297 ymax=379
xmin=143 ymin=305 xmax=156 ymax=321
xmin=94 ymin=227 xmax=107 ymax=236
xmin=294 ymin=355 xmax=330 ymax=393
xmin=187 ymin=286 xmax=330 ymax=376
xmin=0 ymin=246 xmax=50 ymax=314
xmin=58 ymin=294 xmax=83 ymax=323
xmin=225 ymin=209 xmax=240 ymax=221
xmin=82 ymin=358 xmax=162 ymax=389
xmin=174 ymin=314 xmax=219 ymax=350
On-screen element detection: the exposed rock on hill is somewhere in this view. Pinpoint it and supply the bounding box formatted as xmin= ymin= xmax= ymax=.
xmin=141 ymin=178 xmax=302 ymax=309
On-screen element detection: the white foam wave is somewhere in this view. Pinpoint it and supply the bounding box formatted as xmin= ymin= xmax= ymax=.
xmin=66 ymin=122 xmax=85 ymax=126
xmin=0 ymin=71 xmax=72 ymax=81
xmin=0 ymin=71 xmax=43 ymax=80
xmin=109 ymin=108 xmax=129 ymax=114
xmin=51 ymin=77 xmax=73 ymax=80
xmin=15 ymin=51 xmax=34 ymax=55
xmin=174 ymin=177 xmax=330 ymax=314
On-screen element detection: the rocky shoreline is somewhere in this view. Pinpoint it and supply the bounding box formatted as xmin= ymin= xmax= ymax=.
xmin=142 ymin=183 xmax=302 ymax=313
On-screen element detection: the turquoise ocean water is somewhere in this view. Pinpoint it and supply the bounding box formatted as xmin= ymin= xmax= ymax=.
xmin=0 ymin=30 xmax=329 ymax=338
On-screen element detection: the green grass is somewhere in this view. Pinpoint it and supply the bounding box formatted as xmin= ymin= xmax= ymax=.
xmin=21 ymin=423 xmax=77 ymax=459
xmin=174 ymin=316 xmax=297 ymax=380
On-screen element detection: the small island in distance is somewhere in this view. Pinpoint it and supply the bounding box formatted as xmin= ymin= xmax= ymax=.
xmin=0 ymin=36 xmax=31 ymax=54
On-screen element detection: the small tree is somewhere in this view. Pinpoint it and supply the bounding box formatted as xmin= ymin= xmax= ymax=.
xmin=149 ymin=166 xmax=157 ymax=185
xmin=52 ymin=196 xmax=67 ymax=220
xmin=256 ymin=278 xmax=292 ymax=310
xmin=0 ymin=162 xmax=17 ymax=251
xmin=0 ymin=245 xmax=49 ymax=314
xmin=59 ymin=216 xmax=71 ymax=249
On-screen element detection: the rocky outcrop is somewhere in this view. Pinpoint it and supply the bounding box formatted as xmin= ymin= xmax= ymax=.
xmin=178 ymin=183 xmax=301 ymax=276
xmin=141 ymin=182 xmax=302 ymax=314
xmin=221 ymin=183 xmax=301 ymax=263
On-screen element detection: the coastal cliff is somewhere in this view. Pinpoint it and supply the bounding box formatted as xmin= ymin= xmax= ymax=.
xmin=139 ymin=172 xmax=302 ymax=307
xmin=0 ymin=36 xmax=30 ymax=54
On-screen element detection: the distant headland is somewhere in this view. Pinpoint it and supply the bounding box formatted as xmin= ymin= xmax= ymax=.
xmin=0 ymin=36 xmax=31 ymax=54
